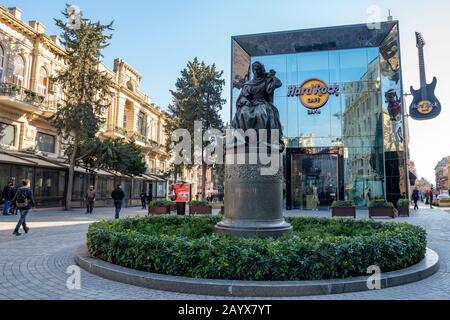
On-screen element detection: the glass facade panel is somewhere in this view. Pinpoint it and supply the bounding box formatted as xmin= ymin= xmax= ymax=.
xmin=232 ymin=22 xmax=407 ymax=209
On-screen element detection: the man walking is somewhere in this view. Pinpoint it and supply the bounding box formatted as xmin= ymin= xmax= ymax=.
xmin=412 ymin=187 xmax=420 ymax=211
xmin=12 ymin=179 xmax=35 ymax=236
xmin=85 ymin=185 xmax=96 ymax=214
xmin=111 ymin=184 xmax=125 ymax=219
xmin=140 ymin=191 xmax=147 ymax=209
xmin=2 ymin=181 xmax=15 ymax=216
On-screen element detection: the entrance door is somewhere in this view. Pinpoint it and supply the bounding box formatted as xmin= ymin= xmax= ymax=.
xmin=291 ymin=153 xmax=339 ymax=210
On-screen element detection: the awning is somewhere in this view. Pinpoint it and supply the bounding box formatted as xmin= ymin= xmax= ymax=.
xmin=409 ymin=170 xmax=417 ymax=185
xmin=0 ymin=152 xmax=35 ymax=166
xmin=142 ymin=174 xmax=165 ymax=182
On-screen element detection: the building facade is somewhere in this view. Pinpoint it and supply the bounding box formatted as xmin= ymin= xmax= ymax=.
xmin=435 ymin=156 xmax=450 ymax=194
xmin=0 ymin=6 xmax=171 ymax=208
xmin=231 ymin=21 xmax=411 ymax=209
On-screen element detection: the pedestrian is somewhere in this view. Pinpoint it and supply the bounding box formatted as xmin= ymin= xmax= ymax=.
xmin=140 ymin=191 xmax=147 ymax=209
xmin=412 ymin=187 xmax=420 ymax=210
xmin=85 ymin=185 xmax=96 ymax=214
xmin=11 ymin=179 xmax=35 ymax=236
xmin=2 ymin=181 xmax=15 ymax=216
xmin=111 ymin=184 xmax=125 ymax=219
xmin=429 ymin=188 xmax=434 ymax=209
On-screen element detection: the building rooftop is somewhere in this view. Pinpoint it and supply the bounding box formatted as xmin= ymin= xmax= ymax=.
xmin=232 ymin=21 xmax=398 ymax=56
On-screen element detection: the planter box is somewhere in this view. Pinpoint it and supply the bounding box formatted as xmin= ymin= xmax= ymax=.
xmin=332 ymin=207 xmax=356 ymax=218
xmin=149 ymin=205 xmax=171 ymax=215
xmin=398 ymin=206 xmax=410 ymax=217
xmin=369 ymin=207 xmax=397 ymax=219
xmin=189 ymin=205 xmax=212 ymax=215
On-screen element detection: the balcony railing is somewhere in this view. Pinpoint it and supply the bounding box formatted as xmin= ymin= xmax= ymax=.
xmin=0 ymin=82 xmax=45 ymax=108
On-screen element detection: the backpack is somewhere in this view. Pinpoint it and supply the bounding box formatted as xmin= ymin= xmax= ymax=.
xmin=16 ymin=189 xmax=29 ymax=209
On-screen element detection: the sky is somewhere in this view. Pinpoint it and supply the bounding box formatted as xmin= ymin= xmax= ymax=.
xmin=1 ymin=0 xmax=449 ymax=183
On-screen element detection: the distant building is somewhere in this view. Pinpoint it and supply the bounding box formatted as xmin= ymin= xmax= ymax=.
xmin=0 ymin=6 xmax=175 ymax=208
xmin=435 ymin=156 xmax=450 ymax=194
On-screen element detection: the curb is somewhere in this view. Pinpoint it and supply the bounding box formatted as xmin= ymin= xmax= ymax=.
xmin=75 ymin=246 xmax=440 ymax=297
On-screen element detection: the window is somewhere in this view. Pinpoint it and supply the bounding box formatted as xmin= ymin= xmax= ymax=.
xmin=137 ymin=112 xmax=147 ymax=137
xmin=37 ymin=67 xmax=48 ymax=96
xmin=13 ymin=55 xmax=25 ymax=88
xmin=36 ymin=132 xmax=55 ymax=153
xmin=0 ymin=44 xmax=4 ymax=81
xmin=0 ymin=122 xmax=15 ymax=146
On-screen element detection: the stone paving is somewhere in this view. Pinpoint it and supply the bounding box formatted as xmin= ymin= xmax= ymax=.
xmin=0 ymin=204 xmax=449 ymax=300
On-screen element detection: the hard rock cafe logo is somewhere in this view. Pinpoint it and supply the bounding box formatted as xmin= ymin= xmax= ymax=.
xmin=287 ymin=79 xmax=340 ymax=114
xmin=415 ymin=100 xmax=436 ymax=115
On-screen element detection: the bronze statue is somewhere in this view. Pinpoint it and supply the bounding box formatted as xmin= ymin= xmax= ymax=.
xmin=231 ymin=61 xmax=284 ymax=149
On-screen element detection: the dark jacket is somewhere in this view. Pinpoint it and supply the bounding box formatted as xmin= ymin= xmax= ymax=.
xmin=2 ymin=185 xmax=15 ymax=201
xmin=412 ymin=190 xmax=420 ymax=201
xmin=11 ymin=187 xmax=35 ymax=211
xmin=111 ymin=188 xmax=125 ymax=201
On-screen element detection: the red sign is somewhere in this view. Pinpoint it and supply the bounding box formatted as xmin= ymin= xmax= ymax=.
xmin=172 ymin=183 xmax=190 ymax=203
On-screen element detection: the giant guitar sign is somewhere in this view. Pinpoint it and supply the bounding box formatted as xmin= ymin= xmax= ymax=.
xmin=409 ymin=32 xmax=441 ymax=120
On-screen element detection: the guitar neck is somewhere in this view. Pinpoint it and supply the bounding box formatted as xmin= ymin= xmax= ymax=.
xmin=418 ymin=46 xmax=427 ymax=88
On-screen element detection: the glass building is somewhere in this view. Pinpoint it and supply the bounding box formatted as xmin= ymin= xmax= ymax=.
xmin=231 ymin=21 xmax=410 ymax=210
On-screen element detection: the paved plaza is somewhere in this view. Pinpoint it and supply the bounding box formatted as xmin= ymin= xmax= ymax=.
xmin=0 ymin=204 xmax=449 ymax=300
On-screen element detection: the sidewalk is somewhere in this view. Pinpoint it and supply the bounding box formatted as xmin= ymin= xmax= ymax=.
xmin=1 ymin=204 xmax=449 ymax=300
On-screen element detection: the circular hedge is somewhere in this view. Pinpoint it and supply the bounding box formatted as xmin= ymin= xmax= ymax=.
xmin=87 ymin=216 xmax=427 ymax=281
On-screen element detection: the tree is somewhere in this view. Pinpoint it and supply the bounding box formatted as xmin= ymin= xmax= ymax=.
xmin=83 ymin=138 xmax=147 ymax=176
xmin=165 ymin=58 xmax=225 ymax=199
xmin=51 ymin=6 xmax=114 ymax=210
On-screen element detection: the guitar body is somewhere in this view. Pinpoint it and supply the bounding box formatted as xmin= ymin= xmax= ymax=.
xmin=409 ymin=77 xmax=441 ymax=120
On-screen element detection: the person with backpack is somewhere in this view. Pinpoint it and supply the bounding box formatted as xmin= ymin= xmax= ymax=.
xmin=2 ymin=181 xmax=15 ymax=216
xmin=11 ymin=179 xmax=35 ymax=236
xmin=111 ymin=184 xmax=125 ymax=219
xmin=84 ymin=185 xmax=96 ymax=214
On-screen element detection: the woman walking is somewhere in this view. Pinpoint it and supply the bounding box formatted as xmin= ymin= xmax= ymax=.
xmin=12 ymin=179 xmax=35 ymax=236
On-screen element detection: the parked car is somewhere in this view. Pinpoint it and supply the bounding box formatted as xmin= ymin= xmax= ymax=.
xmin=435 ymin=194 xmax=450 ymax=207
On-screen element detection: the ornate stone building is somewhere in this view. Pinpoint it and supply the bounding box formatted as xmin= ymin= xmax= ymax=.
xmin=0 ymin=6 xmax=173 ymax=208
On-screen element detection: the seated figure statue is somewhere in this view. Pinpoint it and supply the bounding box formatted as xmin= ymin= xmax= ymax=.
xmin=231 ymin=61 xmax=285 ymax=150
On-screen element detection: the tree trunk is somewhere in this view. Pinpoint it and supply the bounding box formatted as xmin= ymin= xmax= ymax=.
xmin=65 ymin=138 xmax=78 ymax=211
xmin=202 ymin=162 xmax=207 ymax=201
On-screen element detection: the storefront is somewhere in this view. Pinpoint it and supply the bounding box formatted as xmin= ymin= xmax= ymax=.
xmin=231 ymin=21 xmax=409 ymax=209
xmin=0 ymin=150 xmax=167 ymax=210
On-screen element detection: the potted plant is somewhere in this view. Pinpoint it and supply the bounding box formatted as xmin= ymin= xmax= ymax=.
xmin=397 ymin=199 xmax=410 ymax=217
xmin=368 ymin=199 xmax=396 ymax=219
xmin=188 ymin=200 xmax=212 ymax=215
xmin=331 ymin=200 xmax=356 ymax=218
xmin=149 ymin=199 xmax=174 ymax=215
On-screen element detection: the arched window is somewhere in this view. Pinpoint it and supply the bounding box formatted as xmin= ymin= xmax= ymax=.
xmin=0 ymin=44 xmax=4 ymax=81
xmin=37 ymin=67 xmax=48 ymax=95
xmin=13 ymin=55 xmax=25 ymax=88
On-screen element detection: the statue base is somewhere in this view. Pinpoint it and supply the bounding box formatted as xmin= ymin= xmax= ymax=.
xmin=215 ymin=154 xmax=292 ymax=238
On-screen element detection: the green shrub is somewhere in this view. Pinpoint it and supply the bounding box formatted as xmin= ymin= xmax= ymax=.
xmin=397 ymin=199 xmax=410 ymax=207
xmin=188 ymin=200 xmax=211 ymax=206
xmin=369 ymin=199 xmax=394 ymax=208
xmin=331 ymin=200 xmax=355 ymax=208
xmin=87 ymin=216 xmax=427 ymax=281
xmin=150 ymin=199 xmax=174 ymax=207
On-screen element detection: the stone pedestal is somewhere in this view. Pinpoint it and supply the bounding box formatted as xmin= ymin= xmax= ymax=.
xmin=215 ymin=154 xmax=293 ymax=238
